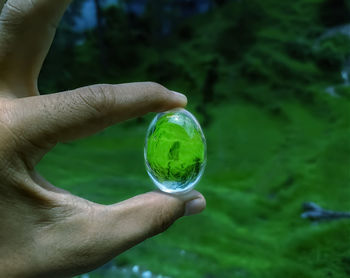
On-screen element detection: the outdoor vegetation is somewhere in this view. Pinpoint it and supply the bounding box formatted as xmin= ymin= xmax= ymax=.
xmin=37 ymin=0 xmax=350 ymax=277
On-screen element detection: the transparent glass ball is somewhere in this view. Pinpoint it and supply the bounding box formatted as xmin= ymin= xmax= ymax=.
xmin=144 ymin=108 xmax=207 ymax=194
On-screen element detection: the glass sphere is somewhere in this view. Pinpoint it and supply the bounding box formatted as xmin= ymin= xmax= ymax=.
xmin=144 ymin=108 xmax=207 ymax=194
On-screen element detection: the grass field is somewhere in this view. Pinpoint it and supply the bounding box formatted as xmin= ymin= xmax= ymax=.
xmin=37 ymin=94 xmax=350 ymax=277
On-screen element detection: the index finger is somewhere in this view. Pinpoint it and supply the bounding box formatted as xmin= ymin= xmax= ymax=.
xmin=5 ymin=82 xmax=187 ymax=155
xmin=0 ymin=0 xmax=72 ymax=97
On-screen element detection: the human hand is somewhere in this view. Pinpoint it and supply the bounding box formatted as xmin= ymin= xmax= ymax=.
xmin=0 ymin=1 xmax=206 ymax=277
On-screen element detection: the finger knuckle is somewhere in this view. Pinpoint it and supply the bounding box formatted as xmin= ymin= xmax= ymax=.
xmin=3 ymin=1 xmax=36 ymax=18
xmin=0 ymin=99 xmax=20 ymax=143
xmin=4 ymin=2 xmax=26 ymax=16
xmin=79 ymin=85 xmax=113 ymax=115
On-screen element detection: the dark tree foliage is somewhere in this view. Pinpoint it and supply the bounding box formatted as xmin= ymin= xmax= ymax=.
xmin=39 ymin=0 xmax=85 ymax=93
xmin=202 ymin=58 xmax=219 ymax=105
xmin=94 ymin=0 xmax=108 ymax=67
xmin=216 ymin=0 xmax=264 ymax=61
xmin=213 ymin=0 xmax=228 ymax=6
xmin=39 ymin=0 xmax=350 ymax=106
xmin=320 ymin=0 xmax=350 ymax=27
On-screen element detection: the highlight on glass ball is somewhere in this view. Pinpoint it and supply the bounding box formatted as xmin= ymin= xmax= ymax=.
xmin=144 ymin=108 xmax=207 ymax=194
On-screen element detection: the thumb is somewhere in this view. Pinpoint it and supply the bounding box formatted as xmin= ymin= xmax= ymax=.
xmin=33 ymin=190 xmax=206 ymax=276
xmin=92 ymin=190 xmax=206 ymax=257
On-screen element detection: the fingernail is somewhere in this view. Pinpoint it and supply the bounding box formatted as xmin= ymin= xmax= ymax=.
xmin=185 ymin=197 xmax=206 ymax=216
xmin=172 ymin=91 xmax=187 ymax=105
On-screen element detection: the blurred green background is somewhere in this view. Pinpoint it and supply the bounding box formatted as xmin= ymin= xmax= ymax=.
xmin=37 ymin=0 xmax=350 ymax=277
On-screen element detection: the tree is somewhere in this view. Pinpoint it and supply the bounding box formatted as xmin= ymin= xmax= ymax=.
xmin=39 ymin=0 xmax=86 ymax=93
xmin=320 ymin=0 xmax=350 ymax=27
xmin=93 ymin=0 xmax=108 ymax=67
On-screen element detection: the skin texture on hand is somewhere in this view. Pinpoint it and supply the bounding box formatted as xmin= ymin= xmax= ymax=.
xmin=0 ymin=1 xmax=206 ymax=277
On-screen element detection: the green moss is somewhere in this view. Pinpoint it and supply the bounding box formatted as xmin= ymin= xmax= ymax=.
xmin=39 ymin=97 xmax=350 ymax=278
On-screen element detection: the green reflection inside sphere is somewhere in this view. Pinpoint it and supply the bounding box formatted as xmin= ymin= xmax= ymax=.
xmin=144 ymin=108 xmax=207 ymax=194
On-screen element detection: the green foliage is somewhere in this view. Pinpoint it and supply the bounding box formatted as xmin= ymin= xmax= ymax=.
xmin=40 ymin=0 xmax=350 ymax=103
xmin=314 ymin=35 xmax=350 ymax=72
xmin=38 ymin=0 xmax=350 ymax=277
